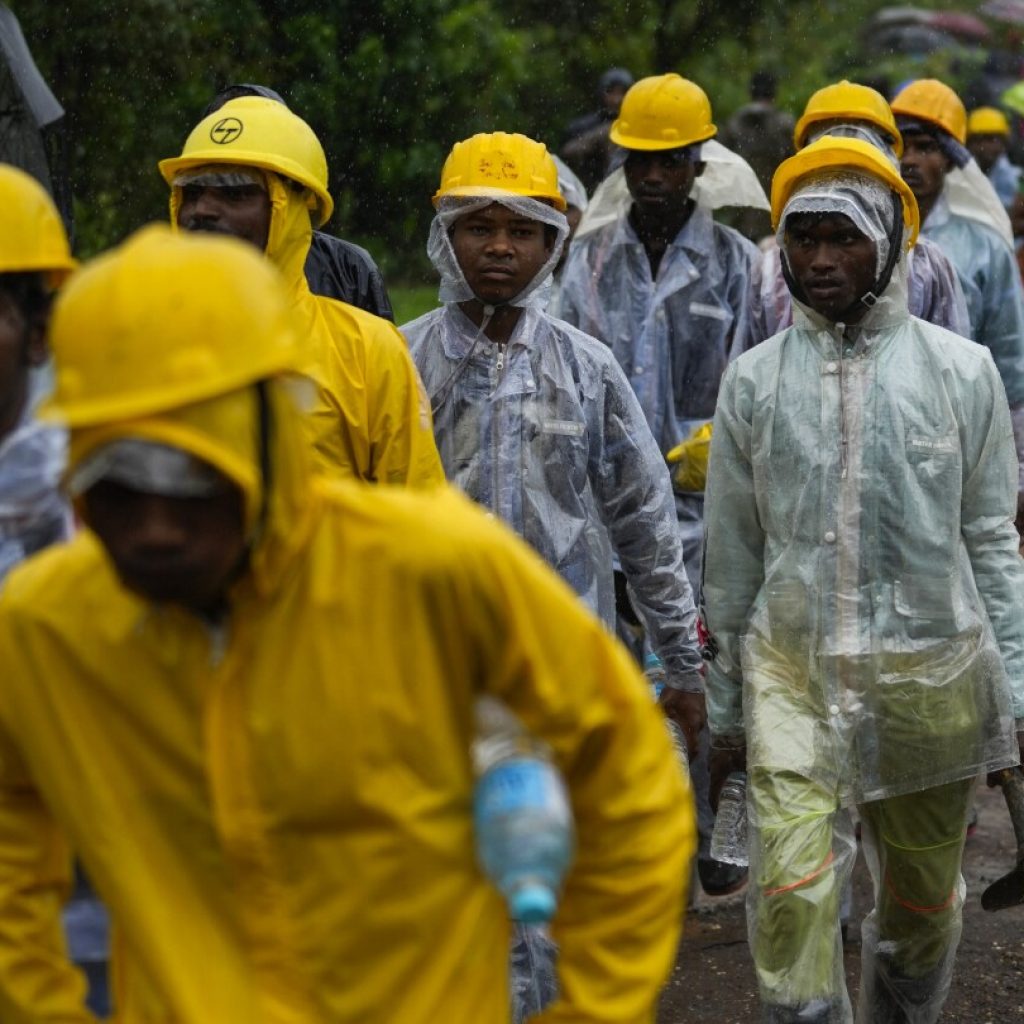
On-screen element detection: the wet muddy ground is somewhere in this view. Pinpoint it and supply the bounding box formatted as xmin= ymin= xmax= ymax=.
xmin=658 ymin=781 xmax=1024 ymax=1022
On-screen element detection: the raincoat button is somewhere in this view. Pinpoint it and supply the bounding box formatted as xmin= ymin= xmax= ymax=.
xmin=829 ymin=703 xmax=841 ymax=716
xmin=635 ymin=366 xmax=644 ymax=375
xmin=824 ymin=530 xmax=837 ymax=543
xmin=825 ymin=361 xmax=838 ymax=374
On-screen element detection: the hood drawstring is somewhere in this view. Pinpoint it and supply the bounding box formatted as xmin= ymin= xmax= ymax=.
xmin=429 ymin=304 xmax=497 ymax=417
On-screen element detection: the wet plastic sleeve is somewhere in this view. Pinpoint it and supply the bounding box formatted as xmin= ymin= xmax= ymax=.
xmin=961 ymin=361 xmax=1024 ymax=716
xmin=702 ymin=361 xmax=764 ymax=741
xmin=592 ymin=363 xmax=703 ymax=690
xmin=1011 ymin=405 xmax=1024 ymax=494
xmin=976 ymin=241 xmax=1024 ymax=408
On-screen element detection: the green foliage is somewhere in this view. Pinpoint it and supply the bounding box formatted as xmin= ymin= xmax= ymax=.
xmin=6 ymin=0 xmax=1012 ymax=276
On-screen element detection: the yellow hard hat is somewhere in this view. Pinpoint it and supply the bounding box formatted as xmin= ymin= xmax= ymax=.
xmin=794 ymin=80 xmax=903 ymax=156
xmin=771 ymin=135 xmax=920 ymax=247
xmin=0 ymin=163 xmax=76 ymax=286
xmin=890 ymin=79 xmax=967 ymax=144
xmin=433 ymin=132 xmax=566 ymax=211
xmin=42 ymin=225 xmax=300 ymax=428
xmin=158 ymin=97 xmax=334 ymax=226
xmin=610 ymin=74 xmax=716 ymax=152
xmin=967 ymin=106 xmax=1010 ymax=137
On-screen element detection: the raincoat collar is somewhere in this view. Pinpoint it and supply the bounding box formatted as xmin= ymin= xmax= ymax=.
xmin=791 ymin=258 xmax=912 ymax=340
xmin=439 ymin=302 xmax=540 ymax=361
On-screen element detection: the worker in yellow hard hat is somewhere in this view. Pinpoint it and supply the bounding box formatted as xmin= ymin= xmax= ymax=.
xmin=559 ymin=73 xmax=760 ymax=900
xmin=892 ymin=80 xmax=1024 ymax=520
xmin=966 ymin=106 xmax=1021 ymax=209
xmin=199 ymin=83 xmax=394 ymax=319
xmin=0 ymin=223 xmax=691 ymax=1022
xmin=0 ymin=165 xmax=75 ymax=556
xmin=704 ymin=133 xmax=1024 ymax=1023
xmin=159 ymin=96 xmax=443 ymax=488
xmin=735 ymin=79 xmax=971 ymax=358
xmin=405 ymin=131 xmax=702 ymax=736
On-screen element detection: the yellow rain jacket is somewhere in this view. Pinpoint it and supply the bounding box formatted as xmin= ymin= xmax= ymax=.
xmin=169 ymin=176 xmax=443 ymax=487
xmin=0 ymin=380 xmax=693 ymax=1023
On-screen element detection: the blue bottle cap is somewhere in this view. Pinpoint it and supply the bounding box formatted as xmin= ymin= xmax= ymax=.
xmin=510 ymin=883 xmax=557 ymax=924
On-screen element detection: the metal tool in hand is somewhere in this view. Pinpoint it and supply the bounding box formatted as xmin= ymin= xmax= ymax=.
xmin=982 ymin=766 xmax=1024 ymax=912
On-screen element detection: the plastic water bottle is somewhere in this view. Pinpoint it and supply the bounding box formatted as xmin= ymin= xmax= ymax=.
xmin=644 ymin=653 xmax=689 ymax=770
xmin=472 ymin=697 xmax=574 ymax=923
xmin=710 ymin=771 xmax=749 ymax=866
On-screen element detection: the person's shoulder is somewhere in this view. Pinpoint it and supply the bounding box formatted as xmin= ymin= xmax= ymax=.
xmin=316 ymin=294 xmax=409 ymax=354
xmin=319 ymin=479 xmax=546 ymax=582
xmin=731 ymin=324 xmax=791 ymax=376
xmin=545 ymin=313 xmax=612 ymax=359
xmin=709 ymin=217 xmax=761 ymax=261
xmin=908 ymin=316 xmax=997 ymax=371
xmin=946 ymin=211 xmax=1010 ymax=254
xmin=401 ymin=305 xmax=445 ymax=343
xmin=574 ymin=218 xmax=619 ymax=251
xmin=310 ymin=231 xmax=380 ymax=273
xmin=0 ymin=532 xmax=116 ymax=629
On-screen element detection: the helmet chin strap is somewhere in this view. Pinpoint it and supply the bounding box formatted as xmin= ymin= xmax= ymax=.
xmin=782 ymin=191 xmax=904 ymax=322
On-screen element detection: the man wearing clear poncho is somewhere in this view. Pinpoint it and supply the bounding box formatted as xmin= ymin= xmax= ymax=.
xmin=703 ymin=135 xmax=1024 ymax=1023
xmin=403 ymin=131 xmax=702 ymax=708
xmin=403 ymin=130 xmax=700 ymax=1023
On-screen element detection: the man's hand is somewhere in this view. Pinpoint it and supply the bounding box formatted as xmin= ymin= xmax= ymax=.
xmin=659 ymin=688 xmax=706 ymax=763
xmin=709 ymin=745 xmax=747 ymax=812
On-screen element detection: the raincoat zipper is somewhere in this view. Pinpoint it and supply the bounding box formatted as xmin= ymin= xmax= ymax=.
xmin=492 ymin=341 xmax=506 ymax=522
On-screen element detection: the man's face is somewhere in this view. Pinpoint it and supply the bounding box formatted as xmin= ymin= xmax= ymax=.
xmin=624 ymin=150 xmax=701 ymax=221
xmin=967 ymin=133 xmax=1006 ymax=175
xmin=784 ymin=212 xmax=878 ymax=321
xmin=177 ymin=182 xmax=272 ymax=251
xmin=900 ymin=132 xmax=951 ymax=206
xmin=450 ymin=203 xmax=554 ymax=305
xmin=0 ymin=288 xmax=45 ymax=434
xmin=84 ymin=479 xmax=248 ymax=615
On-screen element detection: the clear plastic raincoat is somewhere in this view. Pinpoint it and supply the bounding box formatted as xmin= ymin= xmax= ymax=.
xmin=920 ymin=191 xmax=1024 ymax=409
xmin=557 ymin=187 xmax=760 ymax=588
xmin=704 ymin=177 xmax=1024 ymax=1021
xmin=735 ymin=234 xmax=970 ymax=354
xmin=405 ymin=193 xmax=702 ymax=691
xmin=0 ymin=404 xmax=68 ymax=582
xmin=169 ymin=175 xmax=443 ymax=487
xmin=0 ymin=377 xmax=694 ymax=1023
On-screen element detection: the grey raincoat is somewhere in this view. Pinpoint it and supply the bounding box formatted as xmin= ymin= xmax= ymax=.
xmin=921 ymin=192 xmax=1024 ymax=408
xmin=558 ymin=205 xmax=759 ymax=587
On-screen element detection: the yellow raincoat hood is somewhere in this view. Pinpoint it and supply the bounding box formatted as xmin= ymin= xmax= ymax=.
xmin=166 ymin=166 xmax=443 ymax=488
